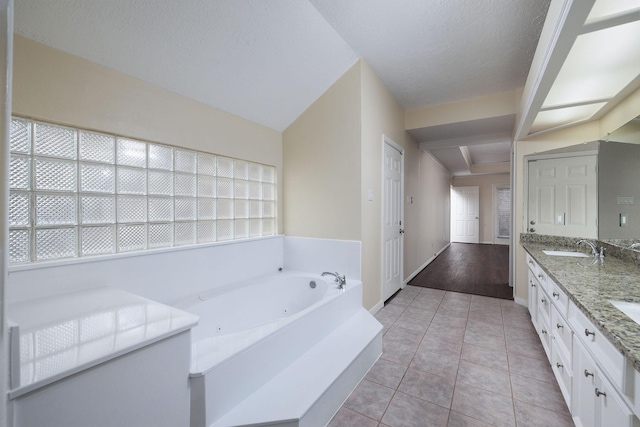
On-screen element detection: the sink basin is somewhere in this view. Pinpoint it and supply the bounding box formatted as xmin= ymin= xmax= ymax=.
xmin=609 ymin=300 xmax=640 ymax=325
xmin=542 ymin=250 xmax=590 ymax=258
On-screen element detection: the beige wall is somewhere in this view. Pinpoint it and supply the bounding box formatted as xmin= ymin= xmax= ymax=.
xmin=452 ymin=174 xmax=510 ymax=244
xmin=13 ymin=36 xmax=284 ymax=229
xmin=282 ymin=62 xmax=362 ymax=241
xmin=417 ymin=152 xmax=451 ymax=263
xmin=406 ymin=90 xmax=520 ymax=131
xmin=360 ymin=61 xmax=425 ymax=308
xmin=284 ymin=60 xmax=450 ymax=310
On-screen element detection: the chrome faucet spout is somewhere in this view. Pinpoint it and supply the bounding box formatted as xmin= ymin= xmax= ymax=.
xmin=576 ymin=240 xmax=598 ymax=257
xmin=321 ymin=271 xmax=346 ymax=289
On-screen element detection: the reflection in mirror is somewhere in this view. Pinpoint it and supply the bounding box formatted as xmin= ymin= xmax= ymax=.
xmin=524 ymin=115 xmax=640 ymax=250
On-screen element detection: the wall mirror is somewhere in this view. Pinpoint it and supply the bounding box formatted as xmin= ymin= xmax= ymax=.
xmin=524 ymin=115 xmax=640 ymax=251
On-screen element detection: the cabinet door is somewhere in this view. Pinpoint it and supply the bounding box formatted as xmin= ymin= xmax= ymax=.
xmin=596 ymin=374 xmax=639 ymax=427
xmin=573 ymin=340 xmax=597 ymax=427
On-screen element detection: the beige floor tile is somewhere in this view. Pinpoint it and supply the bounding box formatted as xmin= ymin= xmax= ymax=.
xmin=409 ymin=347 xmax=460 ymax=379
xmin=513 ymin=399 xmax=574 ymax=427
xmin=511 ymin=374 xmax=569 ymax=414
xmin=447 ymin=411 xmax=495 ymax=427
xmin=381 ymin=392 xmax=450 ymax=427
xmin=456 ymin=359 xmax=512 ymax=397
xmin=365 ymin=358 xmax=408 ymax=389
xmin=344 ymin=379 xmax=394 ymax=420
xmin=460 ymin=342 xmax=508 ymax=371
xmin=451 ymin=383 xmax=515 ymax=427
xmin=398 ymin=367 xmax=455 ymax=408
xmin=327 ymin=407 xmax=378 ymax=427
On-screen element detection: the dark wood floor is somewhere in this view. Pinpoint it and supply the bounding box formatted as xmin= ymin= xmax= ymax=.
xmin=408 ymin=243 xmax=513 ymax=300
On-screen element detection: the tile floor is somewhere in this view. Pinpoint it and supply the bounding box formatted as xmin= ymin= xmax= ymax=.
xmin=328 ymin=285 xmax=575 ymax=427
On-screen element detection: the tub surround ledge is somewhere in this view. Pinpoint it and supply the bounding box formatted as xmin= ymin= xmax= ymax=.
xmin=520 ymin=234 xmax=640 ymax=373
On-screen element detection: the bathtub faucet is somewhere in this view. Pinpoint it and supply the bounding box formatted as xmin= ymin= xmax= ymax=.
xmin=322 ymin=271 xmax=346 ymax=289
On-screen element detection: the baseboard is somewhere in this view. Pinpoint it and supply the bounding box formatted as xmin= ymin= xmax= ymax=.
xmin=369 ymin=301 xmax=384 ymax=315
xmin=403 ymin=242 xmax=451 ymax=285
xmin=514 ymin=296 xmax=527 ymax=307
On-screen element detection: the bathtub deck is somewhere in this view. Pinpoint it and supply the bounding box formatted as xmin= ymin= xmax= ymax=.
xmin=210 ymin=308 xmax=382 ymax=427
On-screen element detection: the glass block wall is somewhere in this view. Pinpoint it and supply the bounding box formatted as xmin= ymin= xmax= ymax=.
xmin=8 ymin=117 xmax=277 ymax=264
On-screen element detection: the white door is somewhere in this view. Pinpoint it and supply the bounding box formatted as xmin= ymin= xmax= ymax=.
xmin=451 ymin=186 xmax=479 ymax=243
xmin=382 ymin=140 xmax=403 ymax=301
xmin=527 ymin=155 xmax=597 ymax=238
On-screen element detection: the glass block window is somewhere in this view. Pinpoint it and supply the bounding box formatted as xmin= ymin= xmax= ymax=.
xmin=8 ymin=117 xmax=277 ymax=264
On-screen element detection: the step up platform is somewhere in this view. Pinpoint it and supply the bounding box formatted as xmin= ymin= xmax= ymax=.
xmin=210 ymin=309 xmax=382 ymax=427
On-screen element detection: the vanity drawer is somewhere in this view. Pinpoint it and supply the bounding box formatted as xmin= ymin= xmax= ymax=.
xmin=569 ymin=301 xmax=626 ymax=390
xmin=526 ymin=253 xmax=537 ymax=274
xmin=551 ymin=304 xmax=572 ymax=366
xmin=549 ymin=279 xmax=569 ymax=318
xmin=551 ymin=341 xmax=573 ymax=409
xmin=538 ymin=288 xmax=552 ymax=358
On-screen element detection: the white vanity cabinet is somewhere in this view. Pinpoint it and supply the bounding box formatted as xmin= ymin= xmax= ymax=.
xmin=526 ymin=254 xmax=540 ymax=327
xmin=573 ymin=338 xmax=639 ymax=427
xmin=525 ymin=253 xmax=640 ymax=427
xmin=527 ymin=254 xmax=552 ymax=358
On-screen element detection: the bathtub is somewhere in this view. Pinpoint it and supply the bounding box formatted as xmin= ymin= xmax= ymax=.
xmin=181 ymin=270 xmax=382 ymax=427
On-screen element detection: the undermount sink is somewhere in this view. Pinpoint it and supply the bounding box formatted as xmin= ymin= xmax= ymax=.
xmin=542 ymin=250 xmax=591 ymax=258
xmin=608 ymin=300 xmax=640 ymax=326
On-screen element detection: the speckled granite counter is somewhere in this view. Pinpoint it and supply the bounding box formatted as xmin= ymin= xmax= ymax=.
xmin=521 ymin=235 xmax=640 ymax=373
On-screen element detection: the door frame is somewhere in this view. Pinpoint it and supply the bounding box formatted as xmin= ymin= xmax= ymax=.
xmin=381 ymin=135 xmax=404 ymax=299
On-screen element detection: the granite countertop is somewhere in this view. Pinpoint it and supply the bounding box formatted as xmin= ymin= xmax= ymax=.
xmin=521 ymin=236 xmax=640 ymax=373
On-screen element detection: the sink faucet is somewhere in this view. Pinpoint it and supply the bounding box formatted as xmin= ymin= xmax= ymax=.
xmin=322 ymin=271 xmax=346 ymax=289
xmin=576 ymin=240 xmax=598 ymax=257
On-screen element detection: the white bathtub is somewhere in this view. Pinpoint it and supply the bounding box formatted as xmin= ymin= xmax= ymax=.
xmin=182 ymin=270 xmax=382 ymax=427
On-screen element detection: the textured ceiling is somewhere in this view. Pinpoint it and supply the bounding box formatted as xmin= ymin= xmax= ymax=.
xmin=309 ymin=0 xmax=550 ymax=109
xmin=14 ymin=0 xmax=550 ymax=134
xmin=14 ymin=0 xmax=359 ymax=131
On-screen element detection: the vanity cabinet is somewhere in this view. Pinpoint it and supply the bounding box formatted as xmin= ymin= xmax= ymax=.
xmin=573 ymin=338 xmax=638 ymax=427
xmin=525 ymin=254 xmax=640 ymax=427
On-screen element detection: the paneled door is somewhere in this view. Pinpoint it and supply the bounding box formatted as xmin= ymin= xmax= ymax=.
xmin=527 ymin=155 xmax=597 ymax=238
xmin=452 ymin=186 xmax=479 ymax=244
xmin=382 ymin=139 xmax=403 ymax=301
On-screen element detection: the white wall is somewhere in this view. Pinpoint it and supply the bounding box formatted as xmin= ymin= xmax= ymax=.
xmin=8 ymin=237 xmax=284 ymax=306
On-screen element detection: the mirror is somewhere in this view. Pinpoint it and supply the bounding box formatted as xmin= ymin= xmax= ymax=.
xmin=524 ymin=116 xmax=640 ymax=252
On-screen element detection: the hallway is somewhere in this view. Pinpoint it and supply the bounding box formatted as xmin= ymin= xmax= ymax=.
xmin=409 ymin=243 xmax=512 ymax=300
xmin=328 ymin=286 xmax=573 ymax=426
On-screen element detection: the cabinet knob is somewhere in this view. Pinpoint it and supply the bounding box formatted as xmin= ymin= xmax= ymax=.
xmin=541 ymin=329 xmax=547 ymax=335
xmin=585 ymin=329 xmax=595 ymax=337
xmin=538 ymin=274 xmax=544 ymax=279
xmin=584 ymin=370 xmax=594 ymax=378
xmin=530 ymin=220 xmax=536 ymax=225
xmin=540 ymin=298 xmax=546 ymax=303
xmin=529 ymin=260 xmax=534 ymax=265
xmin=529 ymin=228 xmax=536 ymax=232
xmin=556 ymin=323 xmax=563 ymax=329
xmin=531 ymin=282 xmax=536 ymax=288
xmin=552 ymin=292 xmax=559 ymax=298
xmin=556 ymin=362 xmax=563 ymax=369
xmin=595 ymin=388 xmax=606 ymax=398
